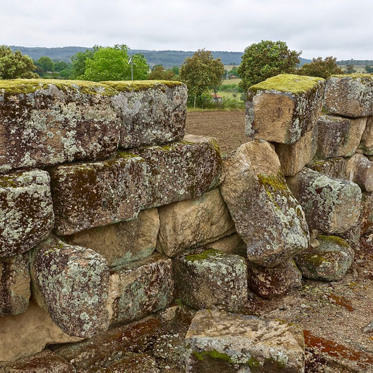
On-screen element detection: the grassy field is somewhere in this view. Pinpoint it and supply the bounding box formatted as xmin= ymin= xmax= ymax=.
xmin=338 ymin=65 xmax=369 ymax=73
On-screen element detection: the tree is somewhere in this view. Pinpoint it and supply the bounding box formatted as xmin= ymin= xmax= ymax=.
xmin=297 ymin=56 xmax=344 ymax=79
xmin=346 ymin=64 xmax=356 ymax=74
xmin=0 ymin=46 xmax=38 ymax=79
xmin=238 ymin=41 xmax=301 ymax=92
xmin=179 ymin=49 xmax=224 ymax=107
xmin=71 ymin=48 xmax=95 ymax=79
xmin=365 ymin=65 xmax=373 ymax=73
xmin=148 ymin=64 xmax=176 ymax=80
xmin=35 ymin=56 xmax=55 ymax=76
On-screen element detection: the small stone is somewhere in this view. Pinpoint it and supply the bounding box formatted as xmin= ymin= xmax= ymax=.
xmin=346 ymin=153 xmax=373 ymax=192
xmin=363 ymin=321 xmax=373 ymax=333
xmin=205 ymin=233 xmax=246 ymax=256
xmin=358 ymin=116 xmax=373 ymax=155
xmin=173 ymin=248 xmax=248 ymax=312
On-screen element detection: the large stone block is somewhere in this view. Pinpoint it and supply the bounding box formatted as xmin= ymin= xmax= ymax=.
xmin=65 ymin=208 xmax=160 ymax=267
xmin=107 ymin=254 xmax=174 ymax=325
xmin=316 ymin=115 xmax=366 ymax=159
xmin=358 ymin=116 xmax=373 ymax=155
xmin=156 ymin=188 xmax=235 ymax=257
xmin=346 ymin=153 xmax=373 ymax=192
xmin=361 ymin=192 xmax=373 ymax=234
xmin=173 ymin=248 xmax=248 ymax=312
xmin=287 ymin=168 xmax=362 ymax=234
xmin=246 ymin=74 xmax=325 ymax=144
xmin=324 ymin=74 xmax=373 ymax=117
xmin=0 ymin=79 xmax=121 ymax=174
xmin=185 ymin=309 xmax=305 ymax=372
xmin=30 ymin=236 xmax=110 ymax=338
xmin=106 ymin=81 xmax=187 ymax=148
xmin=205 ymin=233 xmax=246 ymax=256
xmin=0 ymin=169 xmax=54 ymax=257
xmin=134 ymin=135 xmax=222 ymax=208
xmin=308 ymin=157 xmax=348 ymax=180
xmin=220 ymin=140 xmax=309 ymax=267
xmin=0 ymin=254 xmax=30 ymax=316
xmin=50 ymin=152 xmax=149 ymax=235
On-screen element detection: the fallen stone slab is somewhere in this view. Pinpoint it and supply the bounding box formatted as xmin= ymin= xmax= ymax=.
xmin=246 ymin=74 xmax=324 ymax=144
xmin=358 ymin=116 xmax=373 ymax=155
xmin=205 ymin=233 xmax=246 ymax=256
xmin=185 ymin=309 xmax=305 ymax=372
xmin=65 ymin=208 xmax=159 ymax=267
xmin=173 ymin=248 xmax=248 ymax=312
xmin=220 ymin=140 xmax=309 ymax=267
xmin=107 ymin=253 xmax=174 ymax=325
xmin=156 ymin=188 xmax=235 ymax=257
xmin=0 ymin=169 xmax=54 ymax=258
xmin=0 ymin=254 xmax=30 ymax=316
xmin=30 ymin=236 xmax=110 ymax=338
xmin=346 ymin=153 xmax=373 ymax=192
xmin=324 ymin=74 xmax=373 ymax=117
xmin=287 ymin=168 xmax=362 ymax=234
xmin=50 ymin=152 xmax=149 ymax=235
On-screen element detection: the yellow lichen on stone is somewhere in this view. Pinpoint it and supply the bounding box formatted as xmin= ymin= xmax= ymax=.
xmin=102 ymin=80 xmax=184 ymax=92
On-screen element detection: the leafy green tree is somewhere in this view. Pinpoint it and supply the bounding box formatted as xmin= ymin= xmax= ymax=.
xmin=179 ymin=49 xmax=224 ymax=107
xmin=54 ymin=61 xmax=69 ymax=72
xmin=148 ymin=64 xmax=176 ymax=80
xmin=238 ymin=40 xmax=300 ymax=92
xmin=35 ymin=56 xmax=54 ymax=76
xmin=365 ymin=65 xmax=373 ymax=73
xmin=129 ymin=53 xmax=149 ymax=80
xmin=297 ymin=56 xmax=344 ymax=79
xmin=70 ymin=48 xmax=96 ymax=79
xmin=346 ymin=64 xmax=356 ymax=74
xmin=0 ymin=46 xmax=38 ymax=79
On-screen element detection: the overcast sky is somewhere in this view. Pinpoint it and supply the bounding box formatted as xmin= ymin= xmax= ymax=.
xmin=1 ymin=0 xmax=372 ymax=60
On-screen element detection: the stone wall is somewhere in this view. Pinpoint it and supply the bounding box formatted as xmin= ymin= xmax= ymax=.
xmin=0 ymin=75 xmax=372 ymax=372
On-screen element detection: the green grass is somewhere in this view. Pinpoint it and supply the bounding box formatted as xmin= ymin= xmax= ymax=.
xmin=222 ymin=78 xmax=241 ymax=85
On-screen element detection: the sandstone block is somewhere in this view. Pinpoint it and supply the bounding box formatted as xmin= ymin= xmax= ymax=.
xmin=0 ymin=79 xmax=121 ymax=174
xmin=30 ymin=236 xmax=110 ymax=338
xmin=316 ymin=115 xmax=367 ymax=158
xmin=308 ymin=157 xmax=348 ymax=179
xmin=173 ymin=248 xmax=248 ymax=312
xmin=0 ymin=170 xmax=54 ymax=257
xmin=107 ymin=254 xmax=174 ymax=325
xmin=50 ymin=152 xmax=149 ymax=235
xmin=220 ymin=140 xmax=309 ymax=267
xmin=247 ymin=259 xmax=302 ymax=299
xmin=246 ymin=74 xmax=324 ymax=144
xmin=0 ymin=254 xmax=30 ymax=316
xmin=205 ymin=233 xmax=246 ymax=256
xmin=65 ymin=208 xmax=159 ymax=267
xmin=358 ymin=116 xmax=373 ymax=155
xmin=287 ymin=168 xmax=362 ymax=234
xmin=346 ymin=153 xmax=373 ymax=192
xmin=185 ymin=309 xmax=305 ymax=372
xmin=156 ymin=188 xmax=235 ymax=257
xmin=324 ymin=74 xmax=373 ymax=117
xmin=295 ymin=235 xmax=354 ymax=281
xmin=361 ymin=192 xmax=373 ymax=234
xmin=134 ymin=135 xmax=222 ymax=208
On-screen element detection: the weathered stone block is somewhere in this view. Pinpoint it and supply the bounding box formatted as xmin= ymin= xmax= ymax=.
xmin=295 ymin=235 xmax=354 ymax=281
xmin=308 ymin=157 xmax=348 ymax=179
xmin=246 ymin=74 xmax=325 ymax=144
xmin=324 ymin=74 xmax=373 ymax=117
xmin=173 ymin=248 xmax=248 ymax=312
xmin=346 ymin=153 xmax=373 ymax=192
xmin=316 ymin=115 xmax=367 ymax=158
xmin=50 ymin=152 xmax=149 ymax=235
xmin=156 ymin=188 xmax=235 ymax=257
xmin=0 ymin=169 xmax=54 ymax=257
xmin=185 ymin=309 xmax=305 ymax=372
xmin=65 ymin=208 xmax=159 ymax=267
xmin=287 ymin=168 xmax=362 ymax=234
xmin=361 ymin=192 xmax=373 ymax=234
xmin=107 ymin=254 xmax=174 ymax=325
xmin=30 ymin=236 xmax=110 ymax=338
xmin=275 ymin=125 xmax=318 ymax=176
xmin=0 ymin=79 xmax=121 ymax=174
xmin=358 ymin=116 xmax=373 ymax=155
xmin=134 ymin=135 xmax=222 ymax=208
xmin=247 ymin=259 xmax=302 ymax=299
xmin=106 ymin=81 xmax=187 ymax=148
xmin=0 ymin=254 xmax=30 ymax=316
xmin=206 ymin=233 xmax=246 ymax=256
xmin=220 ymin=140 xmax=309 ymax=267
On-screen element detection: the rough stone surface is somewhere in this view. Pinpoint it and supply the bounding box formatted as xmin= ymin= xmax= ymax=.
xmin=107 ymin=254 xmax=174 ymax=325
xmin=287 ymin=168 xmax=362 ymax=234
xmin=220 ymin=140 xmax=309 ymax=267
xmin=295 ymin=235 xmax=354 ymax=281
xmin=247 ymin=259 xmax=302 ymax=299
xmin=0 ymin=169 xmax=54 ymax=257
xmin=307 ymin=157 xmax=348 ymax=179
xmin=156 ymin=188 xmax=235 ymax=257
xmin=358 ymin=115 xmax=373 ymax=155
xmin=0 ymin=301 xmax=82 ymax=363
xmin=361 ymin=192 xmax=373 ymax=234
xmin=316 ymin=115 xmax=367 ymax=159
xmin=0 ymin=254 xmax=30 ymax=316
xmin=173 ymin=248 xmax=248 ymax=312
xmin=107 ymin=81 xmax=187 ymax=149
xmin=324 ymin=74 xmax=373 ymax=117
xmin=65 ymin=208 xmax=160 ymax=267
xmin=205 ymin=233 xmax=246 ymax=256
xmin=30 ymin=236 xmax=110 ymax=338
xmin=0 ymin=80 xmax=121 ymax=174
xmin=185 ymin=309 xmax=305 ymax=373
xmin=134 ymin=135 xmax=222 ymax=208
xmin=50 ymin=152 xmax=149 ymax=235
xmin=275 ymin=125 xmax=318 ymax=176
xmin=246 ymin=74 xmax=325 ymax=144
xmin=346 ymin=153 xmax=373 ymax=192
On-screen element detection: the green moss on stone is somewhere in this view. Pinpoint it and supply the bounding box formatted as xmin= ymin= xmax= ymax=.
xmin=185 ymin=248 xmax=222 ymax=262
xmin=102 ymin=80 xmax=184 ymax=92
xmin=193 ymin=349 xmax=233 ymax=363
xmin=331 ymin=73 xmax=373 ymax=80
xmin=318 ymin=235 xmax=350 ymax=248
